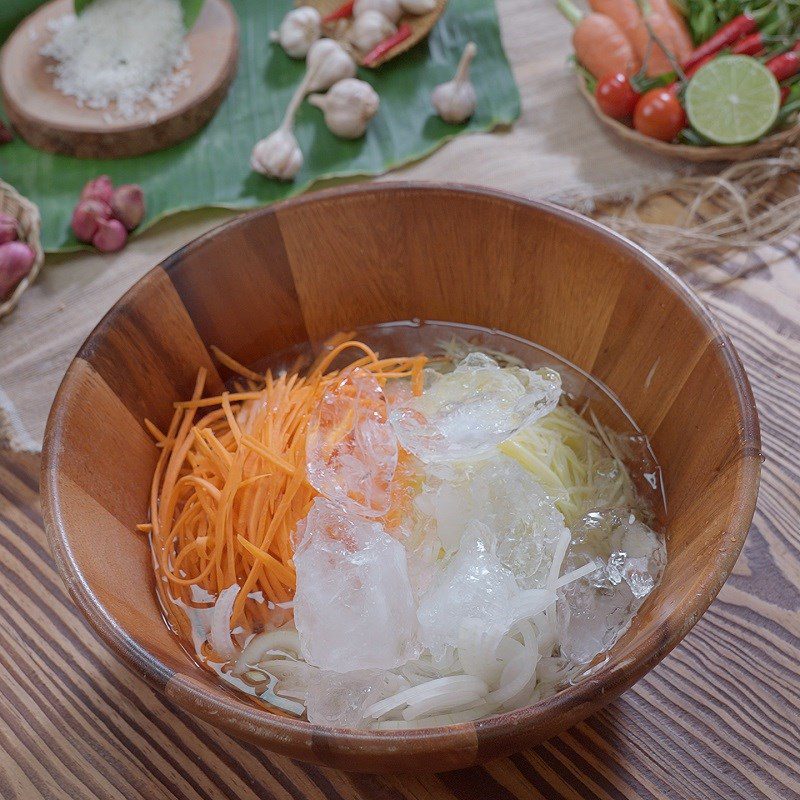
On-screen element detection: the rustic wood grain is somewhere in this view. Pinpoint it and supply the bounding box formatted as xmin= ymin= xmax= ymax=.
xmin=0 ymin=0 xmax=239 ymax=158
xmin=36 ymin=185 xmax=761 ymax=774
xmin=1 ymin=217 xmax=798 ymax=796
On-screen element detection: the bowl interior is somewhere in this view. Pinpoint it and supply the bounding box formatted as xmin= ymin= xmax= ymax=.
xmin=42 ymin=184 xmax=759 ymax=772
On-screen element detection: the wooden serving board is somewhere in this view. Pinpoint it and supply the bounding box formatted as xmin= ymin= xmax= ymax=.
xmin=305 ymin=0 xmax=448 ymax=67
xmin=0 ymin=0 xmax=239 ymax=159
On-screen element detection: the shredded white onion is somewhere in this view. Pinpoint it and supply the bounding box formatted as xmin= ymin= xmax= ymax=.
xmin=209 ymin=585 xmax=240 ymax=661
xmin=232 ymin=628 xmax=302 ymax=676
xmin=365 ymin=675 xmax=488 ymax=720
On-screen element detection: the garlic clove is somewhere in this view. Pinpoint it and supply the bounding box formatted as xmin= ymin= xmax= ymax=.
xmin=432 ymin=42 xmax=478 ymax=124
xmin=251 ymin=129 xmax=304 ymax=181
xmin=400 ymin=0 xmax=437 ymax=13
xmin=270 ymin=6 xmax=322 ymax=59
xmin=306 ymin=38 xmax=357 ymax=92
xmin=353 ymin=0 xmax=403 ymax=23
xmin=308 ymin=78 xmax=380 ymax=139
xmin=348 ymin=10 xmax=396 ymax=53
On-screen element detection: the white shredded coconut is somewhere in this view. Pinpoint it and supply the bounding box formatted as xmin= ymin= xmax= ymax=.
xmin=40 ymin=0 xmax=191 ymax=122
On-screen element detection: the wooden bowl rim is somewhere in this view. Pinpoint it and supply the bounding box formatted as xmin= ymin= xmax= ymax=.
xmin=577 ymin=74 xmax=800 ymax=162
xmin=41 ymin=182 xmax=761 ymax=763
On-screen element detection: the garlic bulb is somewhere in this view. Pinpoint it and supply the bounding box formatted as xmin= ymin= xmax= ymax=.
xmin=353 ymin=0 xmax=402 ymax=23
xmin=306 ymin=38 xmax=357 ymax=92
xmin=251 ymin=64 xmax=312 ymax=180
xmin=309 ymin=78 xmax=380 ymax=138
xmin=251 ymin=129 xmax=303 ymax=180
xmin=348 ymin=10 xmax=396 ymax=53
xmin=270 ymin=6 xmax=322 ymax=59
xmin=400 ymin=0 xmax=437 ymax=13
xmin=431 ymin=42 xmax=477 ymax=124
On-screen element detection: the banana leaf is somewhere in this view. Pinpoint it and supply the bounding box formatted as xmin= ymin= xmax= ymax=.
xmin=0 ymin=0 xmax=520 ymax=252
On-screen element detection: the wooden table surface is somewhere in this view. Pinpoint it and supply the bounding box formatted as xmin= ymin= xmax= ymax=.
xmin=1 ymin=242 xmax=799 ymax=799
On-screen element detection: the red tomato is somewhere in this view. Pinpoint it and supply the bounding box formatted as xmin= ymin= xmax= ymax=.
xmin=633 ymin=88 xmax=686 ymax=142
xmin=596 ymin=73 xmax=640 ymax=120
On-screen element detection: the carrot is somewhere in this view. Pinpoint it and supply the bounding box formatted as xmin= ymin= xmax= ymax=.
xmin=628 ymin=11 xmax=679 ymax=75
xmin=558 ymin=0 xmax=640 ymax=78
xmin=588 ymin=0 xmax=642 ymax=39
xmin=142 ymin=341 xmax=429 ymax=664
xmin=648 ymin=0 xmax=693 ymax=61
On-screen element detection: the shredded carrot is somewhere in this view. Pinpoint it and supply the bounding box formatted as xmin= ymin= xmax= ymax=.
xmin=143 ymin=341 xmax=428 ymax=659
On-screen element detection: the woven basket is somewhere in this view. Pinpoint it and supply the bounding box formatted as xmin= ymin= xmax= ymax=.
xmin=578 ymin=75 xmax=800 ymax=162
xmin=0 ymin=180 xmax=44 ymax=319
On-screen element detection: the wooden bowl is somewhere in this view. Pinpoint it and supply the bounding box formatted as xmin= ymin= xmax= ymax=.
xmin=41 ymin=183 xmax=760 ymax=772
xmin=578 ymin=75 xmax=800 ymax=162
xmin=306 ymin=0 xmax=448 ymax=67
xmin=0 ymin=0 xmax=239 ymax=159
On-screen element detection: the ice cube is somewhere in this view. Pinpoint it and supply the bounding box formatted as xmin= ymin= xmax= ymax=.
xmin=389 ymin=353 xmax=561 ymax=463
xmin=306 ymin=368 xmax=398 ymax=517
xmin=293 ymin=498 xmax=418 ymax=672
xmin=417 ymin=521 xmax=518 ymax=657
xmin=306 ymin=669 xmax=408 ymax=728
xmin=558 ymin=509 xmax=666 ymax=664
xmin=411 ymin=454 xmax=567 ymax=588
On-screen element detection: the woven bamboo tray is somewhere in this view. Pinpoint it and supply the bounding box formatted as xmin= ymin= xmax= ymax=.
xmin=304 ymin=0 xmax=448 ymax=67
xmin=578 ymin=75 xmax=800 ymax=162
xmin=0 ymin=180 xmax=44 ymax=319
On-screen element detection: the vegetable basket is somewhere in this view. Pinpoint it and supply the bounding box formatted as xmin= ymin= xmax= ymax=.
xmin=0 ymin=180 xmax=44 ymax=319
xmin=578 ymin=75 xmax=800 ymax=162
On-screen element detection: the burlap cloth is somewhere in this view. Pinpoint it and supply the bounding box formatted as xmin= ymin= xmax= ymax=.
xmin=0 ymin=0 xmax=780 ymax=451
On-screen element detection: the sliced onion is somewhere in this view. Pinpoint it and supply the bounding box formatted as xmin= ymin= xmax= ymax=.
xmin=260 ymin=673 xmax=306 ymax=716
xmin=402 ymin=687 xmax=488 ymax=720
xmin=365 ymin=675 xmax=488 ymax=720
xmin=546 ymin=529 xmax=572 ymax=589
xmin=209 ymin=584 xmax=240 ymax=661
xmin=457 ymin=619 xmax=505 ymax=683
xmin=554 ymin=560 xmax=599 ymax=589
xmin=510 ymin=589 xmax=557 ymax=623
xmin=232 ymin=628 xmax=301 ymax=676
xmin=488 ymin=621 xmax=539 ymax=707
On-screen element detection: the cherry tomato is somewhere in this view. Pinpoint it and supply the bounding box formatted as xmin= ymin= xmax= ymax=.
xmin=633 ymin=88 xmax=687 ymax=142
xmin=595 ymin=73 xmax=640 ymax=120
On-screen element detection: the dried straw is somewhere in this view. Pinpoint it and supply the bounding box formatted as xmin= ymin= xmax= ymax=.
xmin=593 ymin=148 xmax=800 ymax=275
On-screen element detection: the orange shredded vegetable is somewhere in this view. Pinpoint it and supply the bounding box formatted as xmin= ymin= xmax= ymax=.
xmin=145 ymin=341 xmax=427 ymax=655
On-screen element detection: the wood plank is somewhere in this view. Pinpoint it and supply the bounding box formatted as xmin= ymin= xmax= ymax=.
xmin=1 ymin=245 xmax=797 ymax=796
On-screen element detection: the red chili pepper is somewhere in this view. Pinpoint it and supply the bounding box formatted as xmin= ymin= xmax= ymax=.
xmin=682 ymin=13 xmax=758 ymax=71
xmin=363 ymin=23 xmax=412 ymax=67
xmin=767 ymin=43 xmax=800 ymax=82
xmin=322 ymin=0 xmax=354 ymax=23
xmin=780 ymin=85 xmax=791 ymax=104
xmin=732 ymin=32 xmax=765 ymax=56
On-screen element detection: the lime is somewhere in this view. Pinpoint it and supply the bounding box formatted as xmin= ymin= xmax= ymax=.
xmin=685 ymin=55 xmax=780 ymax=145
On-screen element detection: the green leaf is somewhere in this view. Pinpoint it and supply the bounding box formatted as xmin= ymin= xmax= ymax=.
xmin=180 ymin=0 xmax=204 ymax=30
xmin=1 ymin=0 xmax=520 ymax=252
xmin=75 ymin=0 xmax=205 ymax=30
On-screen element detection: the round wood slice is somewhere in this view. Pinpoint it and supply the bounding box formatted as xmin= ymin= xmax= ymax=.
xmin=0 ymin=0 xmax=239 ymax=159
xmin=303 ymin=0 xmax=447 ymax=67
xmin=578 ymin=74 xmax=800 ymax=162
